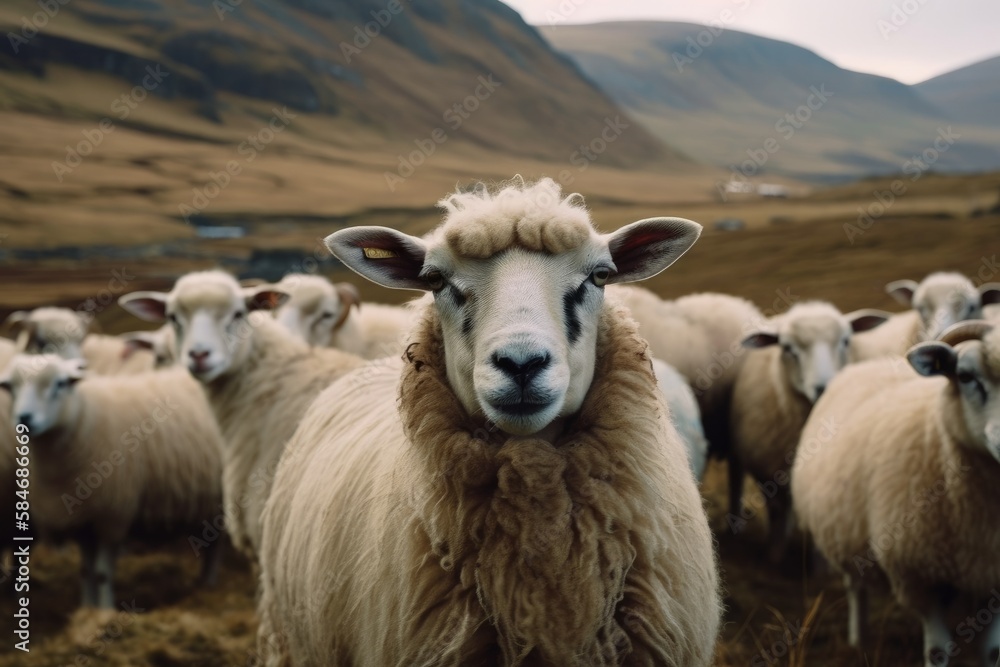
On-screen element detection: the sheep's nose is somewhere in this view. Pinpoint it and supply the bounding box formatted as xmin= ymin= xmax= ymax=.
xmin=814 ymin=384 xmax=827 ymax=399
xmin=492 ymin=352 xmax=551 ymax=388
xmin=17 ymin=414 xmax=32 ymax=429
xmin=189 ymin=350 xmax=211 ymax=363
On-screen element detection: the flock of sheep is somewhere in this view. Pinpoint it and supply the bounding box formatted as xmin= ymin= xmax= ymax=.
xmin=1 ymin=177 xmax=999 ymax=666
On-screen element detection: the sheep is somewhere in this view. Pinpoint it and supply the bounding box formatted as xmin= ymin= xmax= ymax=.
xmin=271 ymin=273 xmax=415 ymax=358
xmin=0 ymin=339 xmax=16 ymax=566
xmin=5 ymin=307 xmax=156 ymax=374
xmin=728 ymin=301 xmax=888 ymax=562
xmin=258 ymin=177 xmax=721 ymax=666
xmin=117 ymin=271 xmax=366 ymax=559
xmin=792 ymin=320 xmax=1000 ymax=667
xmin=652 ymin=358 xmax=708 ymax=481
xmin=851 ymin=272 xmax=1000 ymax=361
xmin=0 ymin=353 xmax=224 ymax=609
xmin=607 ymin=284 xmax=764 ymax=511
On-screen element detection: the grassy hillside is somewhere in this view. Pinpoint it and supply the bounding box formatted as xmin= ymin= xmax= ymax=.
xmin=542 ymin=22 xmax=1000 ymax=182
xmin=917 ymin=55 xmax=1000 ymax=126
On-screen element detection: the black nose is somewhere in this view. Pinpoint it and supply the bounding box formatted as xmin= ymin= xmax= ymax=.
xmin=814 ymin=385 xmax=826 ymax=399
xmin=17 ymin=414 xmax=32 ymax=429
xmin=189 ymin=350 xmax=210 ymax=362
xmin=492 ymin=352 xmax=551 ymax=387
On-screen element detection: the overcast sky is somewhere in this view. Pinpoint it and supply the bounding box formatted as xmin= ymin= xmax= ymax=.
xmin=502 ymin=0 xmax=1000 ymax=84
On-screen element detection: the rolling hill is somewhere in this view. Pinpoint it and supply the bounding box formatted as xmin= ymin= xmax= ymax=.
xmin=542 ymin=22 xmax=1000 ymax=182
xmin=0 ymin=0 xmax=719 ymax=248
xmin=917 ymin=55 xmax=1000 ymax=127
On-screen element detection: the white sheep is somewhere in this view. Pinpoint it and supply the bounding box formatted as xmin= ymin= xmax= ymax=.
xmin=5 ymin=307 xmax=156 ymax=374
xmin=258 ymin=177 xmax=720 ymax=666
xmin=652 ymin=358 xmax=708 ymax=481
xmin=118 ymin=271 xmax=366 ymax=559
xmin=271 ymin=272 xmax=415 ymax=358
xmin=0 ymin=339 xmax=17 ymax=561
xmin=728 ymin=301 xmax=887 ymax=562
xmin=607 ymin=284 xmax=764 ymax=512
xmin=851 ymin=272 xmax=1000 ymax=361
xmin=0 ymin=354 xmax=224 ymax=609
xmin=792 ymin=320 xmax=1000 ymax=667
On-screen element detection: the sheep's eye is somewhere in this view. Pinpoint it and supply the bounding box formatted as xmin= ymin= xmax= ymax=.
xmin=781 ymin=343 xmax=795 ymax=355
xmin=0 ymin=382 xmax=10 ymax=394
xmin=591 ymin=267 xmax=611 ymax=287
xmin=319 ymin=311 xmax=334 ymax=320
xmin=957 ymin=371 xmax=977 ymax=385
xmin=167 ymin=313 xmax=179 ymax=324
xmin=233 ymin=311 xmax=246 ymax=321
xmin=423 ymin=271 xmax=445 ymax=291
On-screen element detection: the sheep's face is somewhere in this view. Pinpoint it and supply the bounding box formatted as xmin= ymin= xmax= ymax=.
xmin=326 ymin=185 xmax=700 ymax=436
xmin=0 ymin=354 xmax=85 ymax=436
xmin=887 ymin=273 xmax=1000 ymax=341
xmin=424 ymin=244 xmax=614 ymax=435
xmin=909 ymin=323 xmax=1000 ymax=461
xmin=272 ymin=274 xmax=360 ymax=347
xmin=118 ymin=272 xmax=287 ymax=383
xmin=5 ymin=307 xmax=89 ymax=360
xmin=743 ymin=303 xmax=888 ymax=403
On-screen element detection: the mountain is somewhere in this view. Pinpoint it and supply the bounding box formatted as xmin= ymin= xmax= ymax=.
xmin=0 ymin=1 xmax=716 ymax=245
xmin=541 ymin=21 xmax=1000 ymax=182
xmin=917 ymin=55 xmax=1000 ymax=126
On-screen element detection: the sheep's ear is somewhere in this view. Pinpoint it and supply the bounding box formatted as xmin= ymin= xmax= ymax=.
xmin=119 ymin=291 xmax=168 ymax=322
xmin=120 ymin=333 xmax=156 ymax=360
xmin=4 ymin=311 xmax=31 ymax=334
xmin=742 ymin=332 xmax=780 ymax=348
xmin=847 ymin=309 xmax=891 ymax=333
xmin=243 ymin=287 xmax=289 ymax=312
xmin=907 ymin=342 xmax=957 ymax=378
xmin=335 ymin=283 xmax=362 ymax=312
xmin=605 ymin=217 xmax=702 ymax=284
xmin=979 ymin=283 xmax=1000 ymax=306
xmin=325 ymin=226 xmax=428 ymax=291
xmin=886 ymin=279 xmax=918 ymax=306
xmin=63 ymin=358 xmax=87 ymax=385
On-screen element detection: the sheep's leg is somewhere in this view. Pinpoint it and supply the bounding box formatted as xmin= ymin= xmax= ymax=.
xmin=845 ymin=573 xmax=868 ymax=649
xmin=727 ymin=455 xmax=744 ymax=518
xmin=93 ymin=543 xmax=119 ymax=610
xmin=921 ymin=604 xmax=952 ymax=667
xmin=766 ymin=491 xmax=794 ymax=564
xmin=198 ymin=537 xmax=223 ymax=587
xmin=79 ymin=539 xmax=98 ymax=608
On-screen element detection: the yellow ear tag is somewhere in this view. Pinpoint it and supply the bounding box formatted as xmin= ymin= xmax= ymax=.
xmin=363 ymin=247 xmax=398 ymax=259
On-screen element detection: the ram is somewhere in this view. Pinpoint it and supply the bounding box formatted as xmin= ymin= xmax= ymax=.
xmin=258 ymin=177 xmax=720 ymax=666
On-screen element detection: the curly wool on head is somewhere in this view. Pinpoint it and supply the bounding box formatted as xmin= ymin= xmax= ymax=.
xmin=436 ymin=177 xmax=595 ymax=259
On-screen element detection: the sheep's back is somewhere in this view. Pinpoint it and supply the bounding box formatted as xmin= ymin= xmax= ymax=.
xmin=730 ymin=346 xmax=811 ymax=482
xmin=849 ymin=310 xmax=919 ymax=361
